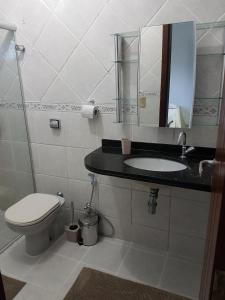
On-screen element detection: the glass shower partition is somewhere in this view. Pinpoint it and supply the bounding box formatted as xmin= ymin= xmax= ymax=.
xmin=0 ymin=24 xmax=35 ymax=252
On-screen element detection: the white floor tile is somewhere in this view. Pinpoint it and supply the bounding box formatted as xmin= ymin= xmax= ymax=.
xmin=0 ymin=211 xmax=8 ymax=232
xmin=55 ymin=262 xmax=85 ymax=300
xmin=14 ymin=284 xmax=56 ymax=300
xmin=102 ymin=237 xmax=131 ymax=247
xmin=0 ymin=210 xmax=19 ymax=251
xmin=131 ymin=224 xmax=168 ymax=251
xmin=82 ymin=238 xmax=129 ymax=273
xmin=117 ymin=247 xmax=166 ymax=286
xmin=0 ymin=238 xmax=40 ymax=280
xmin=24 ymin=253 xmax=78 ymax=294
xmin=0 ymin=236 xmax=203 ymax=300
xmin=131 ymin=241 xmax=167 ymax=256
xmin=0 ymin=234 xmax=14 ymax=250
xmin=160 ymin=257 xmax=202 ymax=299
xmin=169 ymin=233 xmax=206 ymax=263
xmin=48 ymin=234 xmax=88 ymax=261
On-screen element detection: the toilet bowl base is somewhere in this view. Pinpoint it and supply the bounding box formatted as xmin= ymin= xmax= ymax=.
xmin=25 ymin=228 xmax=50 ymax=256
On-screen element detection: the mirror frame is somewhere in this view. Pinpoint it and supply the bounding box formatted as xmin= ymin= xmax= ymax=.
xmin=138 ymin=21 xmax=196 ymax=128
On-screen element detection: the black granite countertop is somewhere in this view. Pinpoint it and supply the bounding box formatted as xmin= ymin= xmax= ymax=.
xmin=84 ymin=139 xmax=216 ymax=192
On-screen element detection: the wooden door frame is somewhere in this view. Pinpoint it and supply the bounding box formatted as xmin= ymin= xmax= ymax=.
xmin=159 ymin=24 xmax=171 ymax=127
xmin=199 ymin=72 xmax=225 ymax=299
xmin=0 ymin=272 xmax=6 ymax=300
xmin=199 ymin=180 xmax=222 ymax=299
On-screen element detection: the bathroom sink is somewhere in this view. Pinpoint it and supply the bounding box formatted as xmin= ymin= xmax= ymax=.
xmin=124 ymin=157 xmax=187 ymax=172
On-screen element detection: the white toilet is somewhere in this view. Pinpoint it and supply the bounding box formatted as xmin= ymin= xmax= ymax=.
xmin=4 ymin=193 xmax=65 ymax=256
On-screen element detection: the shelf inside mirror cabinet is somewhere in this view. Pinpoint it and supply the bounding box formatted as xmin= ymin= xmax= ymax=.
xmin=113 ymin=60 xmax=138 ymax=63
xmin=112 ymin=98 xmax=137 ymax=101
xmin=196 ymin=20 xmax=225 ymax=30
xmin=195 ymin=97 xmax=222 ymax=100
xmin=197 ymin=53 xmax=225 ymax=56
xmin=111 ymin=31 xmax=139 ymax=38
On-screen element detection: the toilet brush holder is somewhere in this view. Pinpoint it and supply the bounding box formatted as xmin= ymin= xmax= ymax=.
xmin=65 ymin=201 xmax=80 ymax=242
xmin=65 ymin=224 xmax=80 ymax=243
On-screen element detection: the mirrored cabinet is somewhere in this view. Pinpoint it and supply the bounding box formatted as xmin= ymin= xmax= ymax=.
xmin=112 ymin=20 xmax=225 ymax=129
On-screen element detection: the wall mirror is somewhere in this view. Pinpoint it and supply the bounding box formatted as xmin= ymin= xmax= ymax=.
xmin=113 ymin=21 xmax=225 ymax=128
xmin=139 ymin=21 xmax=196 ymax=128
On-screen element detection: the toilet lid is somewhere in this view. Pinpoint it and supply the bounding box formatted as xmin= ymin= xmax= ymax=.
xmin=5 ymin=193 xmax=61 ymax=226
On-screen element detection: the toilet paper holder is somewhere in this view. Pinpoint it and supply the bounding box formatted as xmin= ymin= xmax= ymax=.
xmin=81 ymin=99 xmax=99 ymax=119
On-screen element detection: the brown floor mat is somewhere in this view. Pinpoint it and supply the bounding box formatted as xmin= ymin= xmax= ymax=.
xmin=2 ymin=275 xmax=25 ymax=300
xmin=64 ymin=267 xmax=191 ymax=300
xmin=212 ymin=270 xmax=225 ymax=300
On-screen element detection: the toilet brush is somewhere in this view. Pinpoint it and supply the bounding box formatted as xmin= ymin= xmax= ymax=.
xmin=65 ymin=201 xmax=80 ymax=242
xmin=70 ymin=202 xmax=75 ymax=229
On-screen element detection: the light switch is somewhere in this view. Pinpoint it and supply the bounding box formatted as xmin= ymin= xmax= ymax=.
xmin=139 ymin=96 xmax=146 ymax=108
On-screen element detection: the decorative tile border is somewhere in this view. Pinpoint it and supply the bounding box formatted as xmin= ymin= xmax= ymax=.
xmin=23 ymin=102 xmax=118 ymax=113
xmin=0 ymin=101 xmax=220 ymax=118
xmin=0 ymin=102 xmax=24 ymax=110
xmin=193 ymin=98 xmax=220 ymax=116
xmin=0 ymin=101 xmax=137 ymax=114
xmin=25 ymin=102 xmax=82 ymax=112
xmin=193 ymin=105 xmax=219 ymax=116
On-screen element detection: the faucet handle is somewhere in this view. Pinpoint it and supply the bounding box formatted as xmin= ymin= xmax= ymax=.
xmin=185 ymin=146 xmax=195 ymax=154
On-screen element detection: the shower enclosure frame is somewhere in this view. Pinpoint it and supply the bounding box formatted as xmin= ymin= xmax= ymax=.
xmin=0 ymin=22 xmax=36 ymax=193
xmin=0 ymin=22 xmax=36 ymax=253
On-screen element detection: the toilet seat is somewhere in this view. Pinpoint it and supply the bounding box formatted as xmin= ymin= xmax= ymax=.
xmin=5 ymin=193 xmax=61 ymax=227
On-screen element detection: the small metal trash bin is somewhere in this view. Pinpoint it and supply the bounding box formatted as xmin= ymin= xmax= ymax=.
xmin=79 ymin=211 xmax=98 ymax=246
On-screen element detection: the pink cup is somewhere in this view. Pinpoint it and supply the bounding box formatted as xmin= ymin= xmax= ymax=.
xmin=121 ymin=138 xmax=131 ymax=155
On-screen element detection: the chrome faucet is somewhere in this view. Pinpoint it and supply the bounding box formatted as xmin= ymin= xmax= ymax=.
xmin=177 ymin=131 xmax=195 ymax=159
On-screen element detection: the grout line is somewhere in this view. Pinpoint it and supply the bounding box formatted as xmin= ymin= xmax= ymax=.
xmin=140 ymin=56 xmax=162 ymax=81
xmin=157 ymin=251 xmax=168 ymax=288
xmin=88 ymin=71 xmax=112 ymax=100
xmin=30 ymin=142 xmax=96 ymax=150
xmin=40 ymin=74 xmax=81 ymax=104
xmin=179 ymin=2 xmax=201 ymax=23
xmin=32 ymin=1 xmax=56 ymax=49
xmin=165 ymin=254 xmax=203 ymax=267
xmin=28 ymin=5 xmax=53 ymax=48
xmin=46 ymin=249 xmax=85 ymax=264
xmin=146 ymin=0 xmax=169 ymax=26
xmin=114 ymin=242 xmax=131 ymax=276
xmin=79 ymin=244 xmax=93 ymax=262
xmin=157 ymin=253 xmax=201 ymax=299
xmin=55 ymin=0 xmax=109 ymax=74
xmin=159 ymin=285 xmax=196 ymax=300
xmin=131 ymin=242 xmax=167 ymax=257
xmin=168 ymin=252 xmax=204 ymax=265
xmin=39 ymin=0 xmax=59 ymax=13
xmin=0 ymin=233 xmax=22 ymax=252
xmin=167 ymin=194 xmax=172 ymax=251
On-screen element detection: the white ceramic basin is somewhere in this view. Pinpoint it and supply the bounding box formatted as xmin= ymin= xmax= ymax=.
xmin=124 ymin=157 xmax=187 ymax=172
